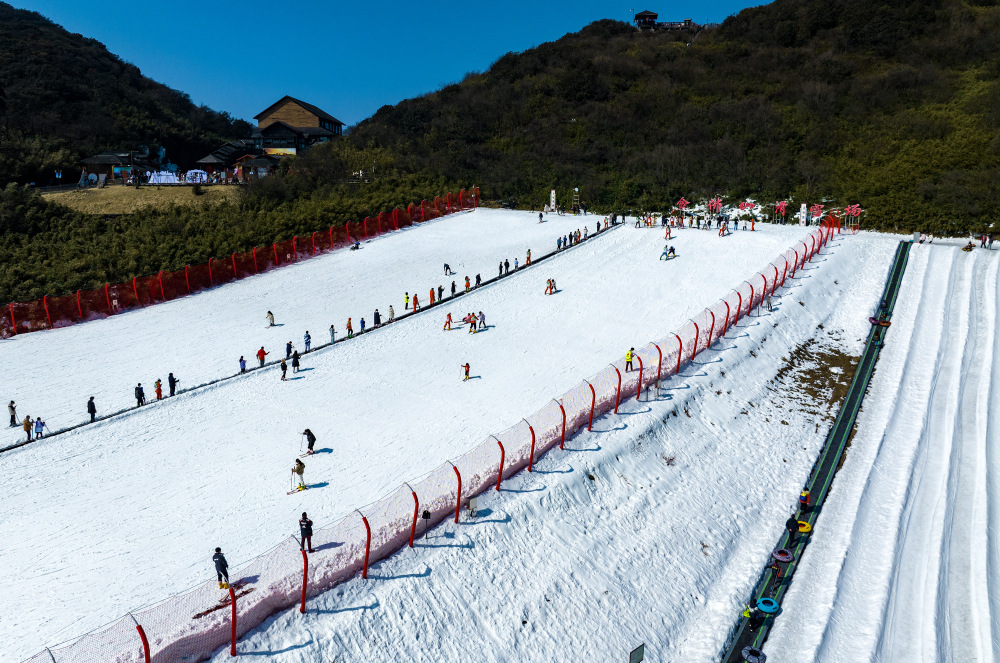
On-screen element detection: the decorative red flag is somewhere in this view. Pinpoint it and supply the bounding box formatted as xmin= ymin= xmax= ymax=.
xmin=676 ymin=197 xmax=689 ymax=210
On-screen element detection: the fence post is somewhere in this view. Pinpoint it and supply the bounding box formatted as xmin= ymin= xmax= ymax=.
xmin=613 ymin=365 xmax=622 ymax=413
xmin=128 ymin=614 xmax=150 ymax=663
xmin=274 ymin=242 xmax=279 ymax=266
xmin=708 ymin=310 xmax=715 ymax=347
xmin=450 ymin=463 xmax=462 ymax=523
xmin=292 ymin=237 xmax=298 ymax=259
xmin=636 ymin=355 xmax=644 ymax=401
xmin=158 ymin=272 xmax=165 ymax=300
xmin=747 ymin=284 xmax=754 ymax=317
xmin=311 ymin=232 xmax=317 ymax=255
xmin=184 ymin=267 xmax=190 ymax=294
xmin=692 ymin=323 xmax=700 ymax=357
xmin=405 ymin=483 xmax=419 ymax=547
xmin=228 ymin=584 xmax=237 ymax=656
xmin=132 ymin=278 xmax=140 ymax=306
xmin=586 ymin=381 xmax=596 ymax=431
xmin=781 ymin=261 xmax=787 ymax=288
xmin=299 ymin=549 xmax=308 ymax=613
xmin=253 ymin=247 xmax=258 ymax=273
xmin=359 ymin=510 xmax=371 ymax=578
xmin=792 ymin=250 xmax=799 ymax=276
xmin=723 ymin=301 xmax=730 ymax=334
xmin=673 ymin=334 xmax=682 ymax=375
xmin=495 ymin=437 xmax=505 ymax=490
xmin=772 ymin=266 xmax=779 ymax=296
xmin=105 ymin=283 xmax=112 ymax=312
xmin=7 ymin=303 xmax=15 ymax=334
xmin=653 ymin=343 xmax=663 ymax=382
xmin=43 ymin=295 xmax=53 ymax=328
xmin=555 ymin=399 xmax=566 ymax=449
xmin=761 ymin=276 xmax=768 ymax=310
xmin=76 ymin=290 xmax=83 ymax=320
xmin=209 ymin=258 xmax=215 ymax=286
xmin=232 ymin=253 xmax=238 ymax=279
xmin=525 ymin=419 xmax=537 ymax=472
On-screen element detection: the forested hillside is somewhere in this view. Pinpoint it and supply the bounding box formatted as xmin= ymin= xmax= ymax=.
xmin=0 ymin=2 xmax=250 ymax=185
xmin=350 ymin=0 xmax=1000 ymax=233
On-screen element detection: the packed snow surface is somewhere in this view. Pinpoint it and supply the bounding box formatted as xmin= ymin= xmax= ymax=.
xmin=766 ymin=242 xmax=1000 ymax=662
xmin=0 ymin=208 xmax=876 ymax=661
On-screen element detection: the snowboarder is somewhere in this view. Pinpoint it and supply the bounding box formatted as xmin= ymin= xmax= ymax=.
xmin=286 ymin=341 xmax=293 ymax=359
xmin=8 ymin=400 xmax=15 ymax=427
xmin=154 ymin=379 xmax=163 ymax=401
xmin=34 ymin=417 xmax=45 ymax=439
xmin=499 ymin=262 xmax=504 ymax=277
xmin=374 ymin=309 xmax=381 ymax=327
xmin=462 ymin=363 xmax=471 ymax=381
xmin=329 ymin=325 xmax=336 ymax=343
xmin=87 ymin=397 xmax=97 ymax=422
xmin=346 ymin=318 xmax=353 ymax=338
xmin=302 ymin=429 xmax=316 ymax=454
xmin=660 ymin=245 xmax=670 ymax=260
xmin=766 ymin=295 xmax=773 ymax=312
xmin=291 ymin=350 xmax=300 ymax=373
xmin=257 ymin=347 xmax=268 ymax=367
xmin=266 ymin=311 xmax=275 ymax=327
xmin=280 ymin=358 xmax=288 ymax=381
xmin=444 ymin=313 xmax=452 ymax=330
xmin=550 ymin=278 xmax=556 ymax=293
xmin=22 ymin=415 xmax=32 ymax=441
xmin=625 ymin=348 xmax=635 ymax=372
xmin=213 ymin=548 xmax=229 ymax=588
xmin=293 ymin=458 xmax=306 ymax=489
xmin=304 ymin=331 xmax=311 ymax=352
xmin=405 ymin=292 xmax=410 ymax=310
xmin=168 ymin=373 xmax=178 ymax=397
xmin=239 ymin=356 xmax=247 ymax=373
xmin=299 ymin=512 xmax=315 ymax=552
xmin=444 ymin=263 xmax=453 ymax=276
xmin=135 ymin=383 xmax=146 ymax=406
xmin=388 ymin=306 xmax=395 ymax=321
xmin=584 ymin=227 xmax=589 ymax=239
xmin=504 ymin=259 xmax=510 ymax=275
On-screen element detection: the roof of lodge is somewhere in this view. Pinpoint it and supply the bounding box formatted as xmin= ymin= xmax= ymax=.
xmin=254 ymin=96 xmax=344 ymax=126
xmin=251 ymin=120 xmax=339 ymax=138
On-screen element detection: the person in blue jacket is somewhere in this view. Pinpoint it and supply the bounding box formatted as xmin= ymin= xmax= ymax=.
xmin=304 ymin=331 xmax=311 ymax=352
xmin=239 ymin=356 xmax=246 ymax=373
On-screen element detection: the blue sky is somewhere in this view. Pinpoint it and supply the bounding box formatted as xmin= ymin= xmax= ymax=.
xmin=16 ymin=0 xmax=764 ymax=126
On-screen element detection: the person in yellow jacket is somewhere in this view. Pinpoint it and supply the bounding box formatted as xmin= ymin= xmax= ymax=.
xmin=22 ymin=415 xmax=32 ymax=442
xmin=292 ymin=458 xmax=306 ymax=489
xmin=625 ymin=348 xmax=635 ymax=372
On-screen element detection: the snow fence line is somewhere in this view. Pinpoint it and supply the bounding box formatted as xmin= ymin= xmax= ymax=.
xmin=0 ymin=211 xmax=622 ymax=455
xmin=0 ymin=189 xmax=480 ymax=340
xmin=18 ymin=220 xmax=839 ymax=663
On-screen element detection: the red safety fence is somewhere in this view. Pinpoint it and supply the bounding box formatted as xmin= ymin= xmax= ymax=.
xmin=1 ymin=188 xmax=480 ymax=341
xmin=19 ymin=218 xmax=831 ymax=663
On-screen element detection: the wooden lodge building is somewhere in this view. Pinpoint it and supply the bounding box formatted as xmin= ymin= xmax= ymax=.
xmin=251 ymin=96 xmax=344 ymax=156
xmin=633 ymin=10 xmax=696 ymax=31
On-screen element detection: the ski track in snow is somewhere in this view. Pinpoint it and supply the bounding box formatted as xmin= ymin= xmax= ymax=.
xmin=765 ymin=243 xmax=1000 ymax=663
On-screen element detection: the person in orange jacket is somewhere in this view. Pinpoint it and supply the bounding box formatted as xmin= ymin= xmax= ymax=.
xmin=346 ymin=317 xmax=353 ymax=338
xmin=430 ymin=288 xmax=436 ymax=305
xmin=154 ymin=379 xmax=163 ymax=400
xmin=444 ymin=313 xmax=452 ymax=330
xmin=413 ymin=293 xmax=420 ymax=311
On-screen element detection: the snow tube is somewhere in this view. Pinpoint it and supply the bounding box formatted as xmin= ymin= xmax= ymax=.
xmin=868 ymin=316 xmax=891 ymax=327
xmin=797 ymin=521 xmax=812 ymax=533
xmin=756 ymin=597 xmax=780 ymax=614
xmin=741 ymin=646 xmax=767 ymax=662
xmin=772 ymin=548 xmax=793 ymax=563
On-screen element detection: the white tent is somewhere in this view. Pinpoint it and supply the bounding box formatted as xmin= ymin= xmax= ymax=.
xmin=148 ymin=171 xmax=179 ymax=184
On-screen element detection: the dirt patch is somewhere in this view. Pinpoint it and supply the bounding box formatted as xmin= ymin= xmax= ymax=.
xmin=767 ymin=331 xmax=860 ymax=425
xmin=44 ymin=184 xmax=239 ymax=215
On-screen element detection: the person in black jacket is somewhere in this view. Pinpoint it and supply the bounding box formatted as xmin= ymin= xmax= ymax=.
xmin=135 ymin=383 xmax=145 ymax=406
xmin=213 ymin=547 xmax=229 ymax=588
xmin=373 ymin=309 xmax=381 ymax=327
xmin=302 ymin=428 xmax=316 ymax=454
xmin=785 ymin=516 xmax=799 ymax=545
xmin=299 ymin=512 xmax=314 ymax=553
xmin=87 ymin=397 xmax=96 ymax=422
xmin=168 ymin=373 xmax=178 ymax=397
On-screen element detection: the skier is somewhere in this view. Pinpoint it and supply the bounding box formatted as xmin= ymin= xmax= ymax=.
xmin=299 ymin=512 xmax=315 ymax=552
xmin=293 ymin=458 xmax=306 ymax=489
xmin=286 ymin=341 xmax=293 ymax=359
xmin=168 ymin=373 xmax=178 ymax=397
xmin=504 ymin=259 xmax=510 ymax=275
xmin=478 ymin=311 xmax=486 ymax=330
xmin=538 ymin=212 xmax=543 ymax=223
xmin=87 ymin=397 xmax=97 ymax=422
xmin=8 ymin=400 xmax=15 ymax=427
xmin=625 ymin=348 xmax=634 ymax=372
xmin=257 ymin=346 xmax=268 ymax=367
xmin=550 ymin=278 xmax=556 ymax=292
xmin=266 ymin=311 xmax=275 ymax=327
xmin=374 ymin=309 xmax=381 ymax=327
xmin=660 ymin=245 xmax=670 ymax=260
xmin=360 ymin=318 xmax=366 ymax=333
xmin=34 ymin=417 xmax=44 ymax=439
xmin=135 ymin=383 xmax=146 ymax=406
xmin=329 ymin=325 xmax=336 ymax=343
xmin=22 ymin=415 xmax=32 ymax=441
xmin=291 ymin=350 xmax=300 ymax=374
xmin=412 ymin=294 xmax=419 ymax=311
xmin=346 ymin=318 xmax=353 ymax=338
xmin=213 ymin=548 xmax=230 ymax=589
xmin=154 ymin=379 xmax=163 ymax=401
xmin=302 ymin=428 xmax=316 ymax=454
xmin=545 ymin=279 xmax=552 ymax=295
xmin=405 ymin=292 xmax=410 ymax=310
xmin=444 ymin=313 xmax=452 ymax=331
xmin=280 ymin=358 xmax=288 ymax=381
xmin=468 ymin=313 xmax=477 ymax=334
xmin=240 ymin=356 xmax=246 ymax=373
xmin=475 ymin=274 xmax=481 ymax=288
xmin=438 ymin=285 xmax=444 ymax=301
xmin=462 ymin=363 xmax=471 ymax=381
xmin=464 ymin=276 xmax=470 ymax=292
xmin=388 ymin=305 xmax=395 ymax=321
xmin=667 ymin=246 xmax=676 ymax=258
xmin=444 ymin=263 xmax=453 ymax=276
xmin=304 ymin=331 xmax=311 ymax=352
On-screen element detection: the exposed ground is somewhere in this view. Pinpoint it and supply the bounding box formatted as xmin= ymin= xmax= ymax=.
xmin=42 ymin=184 xmax=239 ymax=214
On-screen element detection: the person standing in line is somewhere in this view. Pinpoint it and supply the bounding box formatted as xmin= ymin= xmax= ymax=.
xmin=291 ymin=350 xmax=300 ymax=374
xmin=526 ymin=249 xmax=531 ymax=265
xmin=22 ymin=415 xmax=32 ymax=441
xmin=388 ymin=306 xmax=395 ymax=321
xmin=302 ymin=429 xmax=316 ymax=454
xmin=360 ymin=318 xmax=367 ymax=333
xmin=438 ymin=285 xmax=444 ymax=301
xmin=168 ymin=373 xmax=178 ymax=397
xmin=87 ymin=397 xmax=97 ymax=422
xmin=464 ymin=276 xmax=470 ymax=293
xmin=304 ymin=331 xmax=311 ymax=352
xmin=266 ymin=311 xmax=275 ymax=327
xmin=405 ymin=292 xmax=410 ymax=310
xmin=557 ymin=237 xmax=562 ymax=251
xmin=429 ymin=288 xmax=435 ymax=305
xmin=451 ymin=281 xmax=457 ymax=297
xmin=412 ymin=294 xmax=420 ymax=311
xmin=34 ymin=417 xmax=44 ymax=439
xmin=374 ymin=309 xmax=381 ymax=327
xmin=462 ymin=363 xmax=471 ymax=381
xmin=154 ymin=379 xmax=163 ymax=401
xmin=257 ymin=346 xmax=268 ymax=367
xmin=280 ymin=358 xmax=288 ymax=381
xmin=239 ymin=356 xmax=247 ymax=373
xmin=346 ymin=318 xmax=353 ymax=338
xmin=504 ymin=259 xmax=510 ymax=275
xmin=785 ymin=516 xmax=799 ymax=545
xmin=499 ymin=262 xmax=504 ymax=278
xmin=329 ymin=325 xmax=336 ymax=343
xmin=444 ymin=313 xmax=452 ymax=330
xmin=213 ymin=548 xmax=229 ymax=589
xmin=299 ymin=512 xmax=315 ymax=553
xmin=135 ymin=383 xmax=146 ymax=406
xmin=625 ymin=348 xmax=634 ymax=372
xmin=285 ymin=341 xmax=293 ymax=359
xmin=8 ymin=400 xmax=16 ymax=427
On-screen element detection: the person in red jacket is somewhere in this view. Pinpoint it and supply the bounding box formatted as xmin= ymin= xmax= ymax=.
xmin=443 ymin=313 xmax=452 ymax=331
xmin=256 ymin=346 xmax=268 ymax=367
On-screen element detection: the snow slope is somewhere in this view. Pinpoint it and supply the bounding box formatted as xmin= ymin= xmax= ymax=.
xmin=765 ymin=243 xmax=1000 ymax=662
xmin=0 ymin=210 xmax=811 ymax=661
xmin=200 ymin=234 xmax=900 ymax=662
